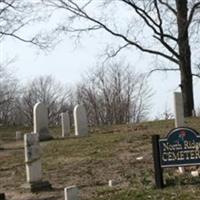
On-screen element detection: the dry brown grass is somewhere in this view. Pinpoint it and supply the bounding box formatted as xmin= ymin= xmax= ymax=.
xmin=0 ymin=117 xmax=200 ymax=199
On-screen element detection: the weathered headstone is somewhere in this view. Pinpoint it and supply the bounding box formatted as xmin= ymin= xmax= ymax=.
xmin=174 ymin=92 xmax=184 ymax=127
xmin=108 ymin=180 xmax=118 ymax=187
xmin=16 ymin=131 xmax=22 ymax=140
xmin=33 ymin=102 xmax=52 ymax=141
xmin=23 ymin=133 xmax=51 ymax=192
xmin=174 ymin=92 xmax=185 ymax=173
xmin=61 ymin=112 xmax=70 ymax=137
xmin=73 ymin=105 xmax=88 ymax=136
xmin=64 ymin=186 xmax=79 ymax=200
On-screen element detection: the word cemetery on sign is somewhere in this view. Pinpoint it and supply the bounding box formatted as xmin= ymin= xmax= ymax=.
xmin=152 ymin=127 xmax=200 ymax=189
xmin=159 ymin=127 xmax=200 ymax=167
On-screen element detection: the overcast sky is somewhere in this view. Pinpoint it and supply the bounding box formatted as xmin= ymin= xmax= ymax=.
xmin=3 ymin=33 xmax=199 ymax=120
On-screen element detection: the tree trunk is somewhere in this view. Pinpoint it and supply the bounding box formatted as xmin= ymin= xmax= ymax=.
xmin=176 ymin=0 xmax=194 ymax=117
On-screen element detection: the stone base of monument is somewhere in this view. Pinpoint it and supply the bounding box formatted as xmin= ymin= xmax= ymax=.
xmin=22 ymin=181 xmax=52 ymax=192
xmin=39 ymin=134 xmax=53 ymax=142
xmin=37 ymin=128 xmax=53 ymax=141
xmin=0 ymin=193 xmax=5 ymax=200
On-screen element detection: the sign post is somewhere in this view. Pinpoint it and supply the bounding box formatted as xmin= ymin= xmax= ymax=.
xmin=152 ymin=135 xmax=164 ymax=188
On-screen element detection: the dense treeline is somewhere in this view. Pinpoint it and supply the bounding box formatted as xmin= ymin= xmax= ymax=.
xmin=0 ymin=63 xmax=151 ymax=126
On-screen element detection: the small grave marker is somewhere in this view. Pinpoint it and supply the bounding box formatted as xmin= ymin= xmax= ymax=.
xmin=64 ymin=186 xmax=79 ymax=200
xmin=16 ymin=131 xmax=22 ymax=140
xmin=61 ymin=112 xmax=70 ymax=137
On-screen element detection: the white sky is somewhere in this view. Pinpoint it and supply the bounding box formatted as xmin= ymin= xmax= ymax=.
xmin=1 ymin=2 xmax=200 ymax=120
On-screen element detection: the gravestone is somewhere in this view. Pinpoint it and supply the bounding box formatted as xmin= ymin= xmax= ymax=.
xmin=33 ymin=102 xmax=52 ymax=141
xmin=108 ymin=180 xmax=118 ymax=187
xmin=174 ymin=92 xmax=185 ymax=173
xmin=174 ymin=92 xmax=184 ymax=127
xmin=16 ymin=131 xmax=22 ymax=140
xmin=73 ymin=105 xmax=88 ymax=136
xmin=61 ymin=112 xmax=70 ymax=137
xmin=23 ymin=133 xmax=51 ymax=192
xmin=64 ymin=186 xmax=79 ymax=200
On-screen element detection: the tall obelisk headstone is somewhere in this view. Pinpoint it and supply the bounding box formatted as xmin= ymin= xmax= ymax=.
xmin=174 ymin=92 xmax=184 ymax=128
xmin=23 ymin=133 xmax=51 ymax=192
xmin=73 ymin=105 xmax=88 ymax=136
xmin=24 ymin=133 xmax=42 ymax=183
xmin=33 ymin=102 xmax=52 ymax=141
xmin=174 ymin=92 xmax=185 ymax=174
xmin=61 ymin=112 xmax=70 ymax=137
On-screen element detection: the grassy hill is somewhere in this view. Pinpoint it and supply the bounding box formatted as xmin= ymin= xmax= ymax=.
xmin=0 ymin=117 xmax=200 ymax=200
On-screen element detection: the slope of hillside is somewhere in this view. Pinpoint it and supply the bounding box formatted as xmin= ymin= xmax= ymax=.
xmin=0 ymin=117 xmax=200 ymax=200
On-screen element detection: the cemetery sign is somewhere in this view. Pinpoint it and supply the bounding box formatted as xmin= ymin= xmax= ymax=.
xmin=152 ymin=127 xmax=200 ymax=188
xmin=159 ymin=127 xmax=200 ymax=167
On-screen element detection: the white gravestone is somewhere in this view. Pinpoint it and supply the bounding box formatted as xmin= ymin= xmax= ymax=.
xmin=174 ymin=92 xmax=185 ymax=174
xmin=61 ymin=112 xmax=70 ymax=137
xmin=24 ymin=133 xmax=42 ymax=183
xmin=73 ymin=105 xmax=88 ymax=136
xmin=174 ymin=92 xmax=184 ymax=127
xmin=64 ymin=186 xmax=79 ymax=200
xmin=33 ymin=102 xmax=52 ymax=141
xmin=23 ymin=132 xmax=51 ymax=192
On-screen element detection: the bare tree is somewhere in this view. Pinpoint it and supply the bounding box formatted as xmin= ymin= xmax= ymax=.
xmin=76 ymin=62 xmax=152 ymax=125
xmin=0 ymin=0 xmax=52 ymax=49
xmin=40 ymin=0 xmax=200 ymax=117
xmin=20 ymin=75 xmax=72 ymax=125
xmin=0 ymin=64 xmax=20 ymax=125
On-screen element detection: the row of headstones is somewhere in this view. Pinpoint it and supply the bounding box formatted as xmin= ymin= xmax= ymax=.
xmin=61 ymin=104 xmax=88 ymax=138
xmin=15 ymin=93 xmax=186 ymax=141
xmin=34 ymin=92 xmax=187 ymax=141
xmin=3 ymin=92 xmax=188 ymax=200
xmin=16 ymin=103 xmax=88 ymax=141
xmin=6 ymin=104 xmax=88 ymax=200
xmin=34 ymin=102 xmax=88 ymax=141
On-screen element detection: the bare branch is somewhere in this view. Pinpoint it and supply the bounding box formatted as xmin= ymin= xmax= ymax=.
xmin=105 ymin=43 xmax=130 ymax=58
xmin=187 ymin=2 xmax=200 ymax=29
xmin=158 ymin=0 xmax=177 ymax=15
xmin=147 ymin=67 xmax=179 ymax=77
